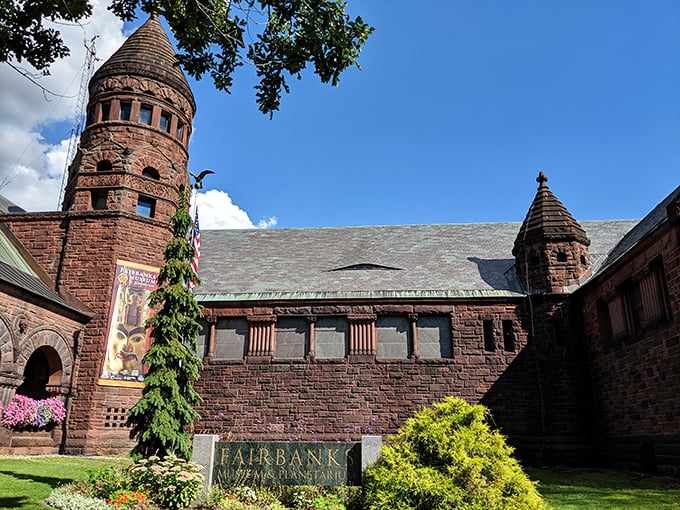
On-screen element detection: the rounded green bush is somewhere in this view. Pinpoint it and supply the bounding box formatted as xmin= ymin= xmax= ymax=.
xmin=364 ymin=396 xmax=547 ymax=510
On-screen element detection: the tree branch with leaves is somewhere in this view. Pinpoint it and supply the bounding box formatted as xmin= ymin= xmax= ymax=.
xmin=1 ymin=0 xmax=373 ymax=116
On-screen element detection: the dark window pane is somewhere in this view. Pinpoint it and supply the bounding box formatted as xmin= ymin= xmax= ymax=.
xmin=377 ymin=316 xmax=410 ymax=359
xmin=315 ymin=317 xmax=347 ymax=358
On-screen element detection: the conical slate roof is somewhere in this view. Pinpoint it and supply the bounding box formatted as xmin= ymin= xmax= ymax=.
xmin=90 ymin=13 xmax=195 ymax=112
xmin=514 ymin=172 xmax=590 ymax=249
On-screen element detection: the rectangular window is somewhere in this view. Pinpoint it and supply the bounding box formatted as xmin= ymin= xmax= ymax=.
xmin=608 ymin=295 xmax=628 ymax=338
xmin=136 ymin=196 xmax=155 ymax=217
xmin=215 ymin=318 xmax=248 ymax=359
xmin=91 ymin=191 xmax=107 ymax=210
xmin=377 ymin=316 xmax=410 ymax=359
xmin=119 ymin=101 xmax=132 ymax=121
xmin=275 ymin=317 xmax=307 ymax=358
xmin=417 ymin=316 xmax=452 ymax=358
xmin=502 ymin=320 xmax=515 ymax=351
xmin=101 ymin=101 xmax=111 ymax=121
xmin=139 ymin=104 xmax=153 ymax=125
xmin=176 ymin=121 xmax=185 ymax=140
xmin=195 ymin=320 xmax=209 ymax=357
xmin=639 ymin=260 xmax=669 ymax=323
xmin=315 ymin=317 xmax=348 ymax=358
xmin=483 ymin=320 xmax=495 ymax=352
xmin=160 ymin=111 xmax=171 ymax=132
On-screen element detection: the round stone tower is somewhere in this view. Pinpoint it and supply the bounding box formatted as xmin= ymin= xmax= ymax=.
xmin=58 ymin=15 xmax=196 ymax=453
xmin=513 ymin=173 xmax=591 ymax=294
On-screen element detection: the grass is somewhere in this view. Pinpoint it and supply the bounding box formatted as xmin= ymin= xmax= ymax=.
xmin=0 ymin=456 xmax=679 ymax=509
xmin=527 ymin=467 xmax=680 ymax=510
xmin=0 ymin=455 xmax=127 ymax=510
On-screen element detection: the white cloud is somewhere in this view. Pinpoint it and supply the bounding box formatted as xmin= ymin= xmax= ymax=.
xmin=193 ymin=189 xmax=277 ymax=229
xmin=0 ymin=0 xmax=126 ymax=211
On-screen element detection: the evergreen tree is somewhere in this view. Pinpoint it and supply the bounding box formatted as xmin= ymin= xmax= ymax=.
xmin=127 ymin=186 xmax=203 ymax=460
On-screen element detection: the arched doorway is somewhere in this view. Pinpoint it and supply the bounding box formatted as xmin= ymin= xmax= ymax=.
xmin=16 ymin=347 xmax=63 ymax=399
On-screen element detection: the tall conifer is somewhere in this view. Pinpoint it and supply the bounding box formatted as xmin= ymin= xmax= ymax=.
xmin=127 ymin=186 xmax=203 ymax=459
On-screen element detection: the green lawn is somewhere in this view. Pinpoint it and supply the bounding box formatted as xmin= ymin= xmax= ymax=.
xmin=528 ymin=467 xmax=680 ymax=510
xmin=1 ymin=456 xmax=679 ymax=509
xmin=0 ymin=455 xmax=126 ymax=510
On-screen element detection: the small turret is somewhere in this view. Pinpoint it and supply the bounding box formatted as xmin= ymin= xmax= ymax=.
xmin=513 ymin=172 xmax=591 ymax=293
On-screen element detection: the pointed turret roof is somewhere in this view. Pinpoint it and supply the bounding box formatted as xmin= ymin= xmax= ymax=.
xmin=514 ymin=172 xmax=590 ymax=250
xmin=90 ymin=13 xmax=195 ymax=112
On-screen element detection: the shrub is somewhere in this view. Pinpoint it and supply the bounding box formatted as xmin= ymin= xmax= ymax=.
xmin=310 ymin=493 xmax=346 ymax=510
xmin=364 ymin=396 xmax=548 ymax=510
xmin=45 ymin=484 xmax=110 ymax=510
xmin=127 ymin=454 xmax=204 ymax=509
xmin=85 ymin=464 xmax=127 ymax=501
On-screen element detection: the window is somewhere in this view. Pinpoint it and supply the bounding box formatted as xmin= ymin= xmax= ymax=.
xmin=556 ymin=251 xmax=568 ymax=262
xmin=215 ymin=318 xmax=248 ymax=359
xmin=119 ymin=101 xmax=132 ymax=121
xmin=315 ymin=317 xmax=347 ymax=358
xmin=417 ymin=316 xmax=452 ymax=358
xmin=142 ymin=167 xmax=160 ymax=179
xmin=483 ymin=320 xmax=495 ymax=352
xmin=376 ymin=316 xmax=410 ymax=359
xmin=101 ymin=101 xmax=111 ymax=121
xmin=96 ymin=160 xmax=113 ymax=172
xmin=275 ymin=317 xmax=307 ymax=358
xmin=176 ymin=121 xmax=185 ymax=141
xmin=136 ymin=196 xmax=155 ymax=217
xmin=502 ymin=320 xmax=515 ymax=351
xmin=639 ymin=260 xmax=669 ymax=322
xmin=160 ymin=111 xmax=171 ymax=132
xmin=91 ymin=191 xmax=107 ymax=210
xmin=195 ymin=320 xmax=209 ymax=357
xmin=139 ymin=104 xmax=153 ymax=125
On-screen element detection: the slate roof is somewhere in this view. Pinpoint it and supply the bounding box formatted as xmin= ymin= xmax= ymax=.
xmin=595 ymin=185 xmax=680 ymax=275
xmin=196 ymin=219 xmax=637 ymax=303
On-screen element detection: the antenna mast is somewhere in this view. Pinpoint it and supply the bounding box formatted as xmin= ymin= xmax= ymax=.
xmin=58 ymin=35 xmax=98 ymax=209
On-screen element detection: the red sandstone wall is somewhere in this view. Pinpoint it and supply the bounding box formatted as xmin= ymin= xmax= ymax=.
xmin=0 ymin=213 xmax=67 ymax=282
xmin=59 ymin=213 xmax=170 ymax=454
xmin=194 ymin=299 xmax=592 ymax=466
xmin=580 ymin=222 xmax=680 ymax=475
xmin=0 ymin=289 xmax=88 ymax=453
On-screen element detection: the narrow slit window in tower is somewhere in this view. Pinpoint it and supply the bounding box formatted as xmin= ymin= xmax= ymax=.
xmin=136 ymin=195 xmax=156 ymax=217
xmin=483 ymin=320 xmax=495 ymax=352
xmin=502 ymin=320 xmax=515 ymax=351
xmin=160 ymin=111 xmax=171 ymax=132
xmin=139 ymin=104 xmax=153 ymax=125
xmin=119 ymin=101 xmax=132 ymax=121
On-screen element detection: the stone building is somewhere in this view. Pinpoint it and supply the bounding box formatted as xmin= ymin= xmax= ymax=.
xmin=0 ymin=16 xmax=678 ymax=475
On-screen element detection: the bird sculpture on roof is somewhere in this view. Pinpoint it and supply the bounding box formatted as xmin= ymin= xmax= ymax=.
xmin=190 ymin=169 xmax=215 ymax=190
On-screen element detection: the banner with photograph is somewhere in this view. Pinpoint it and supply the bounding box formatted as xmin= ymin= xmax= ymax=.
xmin=98 ymin=260 xmax=159 ymax=387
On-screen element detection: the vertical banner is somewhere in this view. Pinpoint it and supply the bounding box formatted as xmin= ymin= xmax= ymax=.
xmin=98 ymin=260 xmax=159 ymax=387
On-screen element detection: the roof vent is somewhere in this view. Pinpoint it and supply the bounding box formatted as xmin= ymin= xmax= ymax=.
xmin=330 ymin=263 xmax=401 ymax=271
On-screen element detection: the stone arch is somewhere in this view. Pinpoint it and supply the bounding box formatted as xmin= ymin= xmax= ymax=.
xmin=16 ymin=327 xmax=73 ymax=391
xmin=16 ymin=346 xmax=63 ymax=399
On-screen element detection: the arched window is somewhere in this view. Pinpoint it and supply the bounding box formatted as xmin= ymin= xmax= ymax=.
xmin=142 ymin=167 xmax=160 ymax=179
xmin=97 ymin=160 xmax=113 ymax=171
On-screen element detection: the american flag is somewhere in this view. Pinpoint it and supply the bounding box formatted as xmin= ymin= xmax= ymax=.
xmin=189 ymin=206 xmax=200 ymax=289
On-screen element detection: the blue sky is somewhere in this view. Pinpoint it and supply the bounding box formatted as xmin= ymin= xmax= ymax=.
xmin=1 ymin=1 xmax=678 ymax=230
xmin=184 ymin=1 xmax=680 ymax=228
